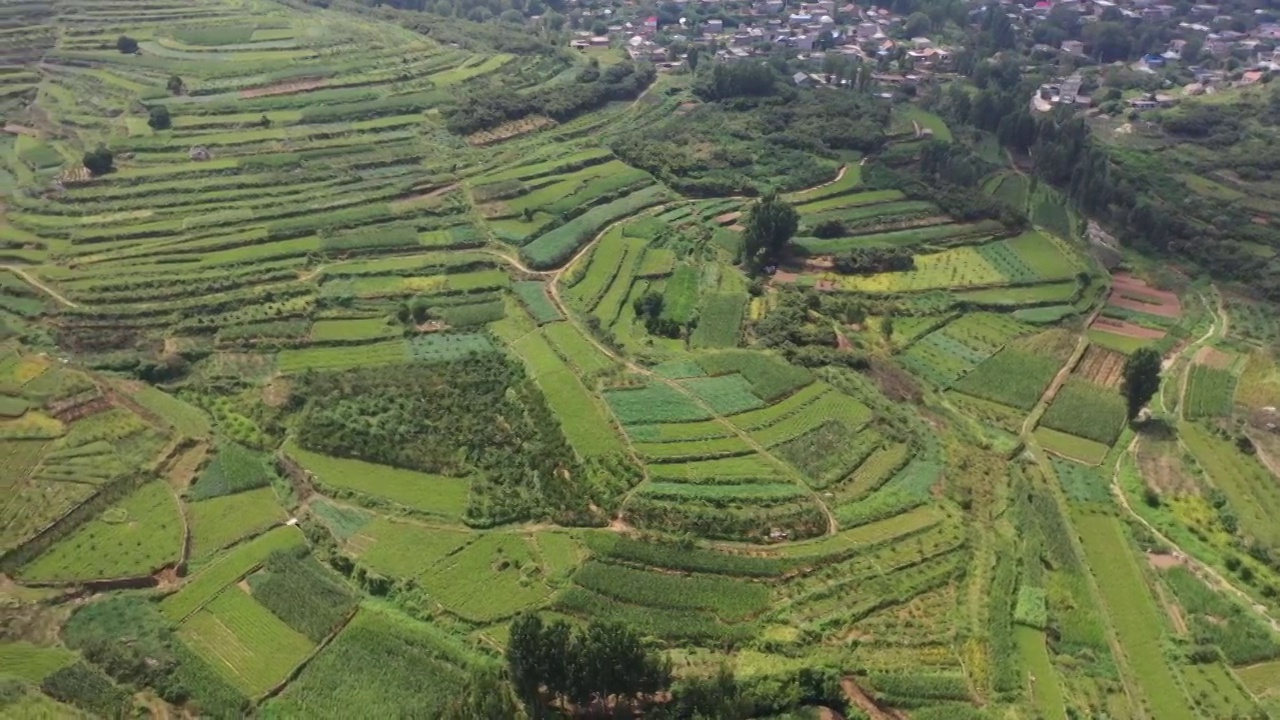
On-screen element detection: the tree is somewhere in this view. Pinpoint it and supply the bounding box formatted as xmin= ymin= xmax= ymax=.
xmin=147 ymin=105 xmax=171 ymax=130
xmin=506 ymin=614 xmax=670 ymax=714
xmin=1122 ymin=347 xmax=1161 ymax=420
xmin=82 ymin=146 xmax=114 ymax=176
xmin=742 ymin=193 xmax=798 ymax=271
xmin=117 ymin=35 xmax=138 ymax=54
xmin=443 ymin=666 xmax=524 ymax=720
xmin=686 ymin=45 xmax=700 ymax=72
xmin=904 ymin=12 xmax=931 ymax=38
xmin=166 ymin=75 xmax=184 ymax=95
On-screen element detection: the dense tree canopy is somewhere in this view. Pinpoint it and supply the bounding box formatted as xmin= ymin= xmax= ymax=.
xmin=744 ymin=194 xmax=798 ymax=271
xmin=507 ymin=615 xmax=671 ymax=713
xmin=1123 ymin=347 xmax=1162 ymax=420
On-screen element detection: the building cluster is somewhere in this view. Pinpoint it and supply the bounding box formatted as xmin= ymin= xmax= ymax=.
xmin=569 ymin=2 xmax=955 ymax=80
xmin=1023 ymin=1 xmax=1278 ymax=113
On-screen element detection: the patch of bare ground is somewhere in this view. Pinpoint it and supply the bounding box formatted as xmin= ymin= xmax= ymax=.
xmin=1147 ymin=551 xmax=1186 ymax=570
xmin=1136 ymin=439 xmax=1196 ymax=496
xmin=240 ymin=78 xmax=326 ymax=98
xmin=262 ymin=377 xmax=291 ymax=408
xmin=1193 ymin=345 xmax=1234 ymax=369
xmin=467 ymin=116 xmax=555 ymax=145
xmin=1075 ymin=345 xmax=1126 ymax=389
xmin=166 ymin=442 xmax=209 ymax=491
xmin=1090 ymin=317 xmax=1166 ymax=340
xmin=154 ymin=566 xmax=182 ymax=592
xmin=2 ymin=124 xmax=39 ymax=137
xmin=867 ymin=358 xmax=922 ymax=403
xmin=840 ymin=678 xmax=907 ymax=720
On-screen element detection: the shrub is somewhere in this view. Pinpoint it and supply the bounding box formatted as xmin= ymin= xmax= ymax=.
xmin=148 ymin=106 xmax=171 ymax=130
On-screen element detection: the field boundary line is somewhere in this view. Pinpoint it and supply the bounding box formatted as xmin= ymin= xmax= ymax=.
xmin=255 ymin=604 xmax=361 ymax=705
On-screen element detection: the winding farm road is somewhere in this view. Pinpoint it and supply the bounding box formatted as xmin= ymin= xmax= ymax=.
xmin=0 ymin=264 xmax=77 ymax=308
xmin=1110 ymin=288 xmax=1280 ymax=632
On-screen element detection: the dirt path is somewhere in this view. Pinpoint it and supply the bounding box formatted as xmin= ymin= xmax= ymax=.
xmin=1106 ymin=288 xmax=1280 ymax=632
xmin=1109 ymin=434 xmax=1280 ymax=632
xmin=1250 ymin=432 xmax=1280 ymax=482
xmin=0 ymin=264 xmax=77 ymax=307
xmin=1021 ymin=308 xmax=1099 ymax=439
xmin=839 ymin=678 xmax=904 ymax=720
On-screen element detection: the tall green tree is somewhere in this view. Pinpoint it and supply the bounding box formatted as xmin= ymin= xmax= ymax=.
xmin=506 ymin=614 xmax=671 ymax=713
xmin=443 ymin=666 xmax=524 ymax=720
xmin=1122 ymin=346 xmax=1162 ymax=420
xmin=743 ymin=193 xmax=798 ymax=271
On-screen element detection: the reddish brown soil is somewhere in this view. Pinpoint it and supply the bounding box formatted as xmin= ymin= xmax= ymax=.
xmin=1090 ymin=317 xmax=1166 ymax=339
xmin=1193 ymin=345 xmax=1234 ymax=369
xmin=240 ymin=78 xmax=326 ymax=98
xmin=1107 ymin=273 xmax=1182 ymax=318
xmin=1147 ymin=552 xmax=1185 ymax=569
xmin=713 ymin=211 xmax=742 ymax=226
xmin=1076 ymin=345 xmax=1126 ymax=388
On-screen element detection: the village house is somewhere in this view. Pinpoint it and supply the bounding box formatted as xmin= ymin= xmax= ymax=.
xmin=1061 ymin=39 xmax=1085 ymax=55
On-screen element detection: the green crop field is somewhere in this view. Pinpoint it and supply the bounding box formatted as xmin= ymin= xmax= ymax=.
xmin=288 ymin=442 xmax=470 ymax=521
xmin=1074 ymin=513 xmax=1196 ymax=720
xmin=1040 ymin=379 xmax=1127 ymax=446
xmin=187 ymin=486 xmax=287 ymax=561
xmin=161 ymin=525 xmax=307 ymax=623
xmin=268 ymin=604 xmax=469 ymax=719
xmin=178 ymin=586 xmax=315 ymax=698
xmin=20 ymin=482 xmax=183 ymax=582
xmin=1184 ymin=364 xmax=1236 ymax=419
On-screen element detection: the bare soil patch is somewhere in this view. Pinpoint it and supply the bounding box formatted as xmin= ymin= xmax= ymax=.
xmin=1090 ymin=317 xmax=1166 ymax=340
xmin=713 ymin=211 xmax=742 ymax=226
xmin=2 ymin=124 xmax=39 ymax=137
xmin=467 ymin=116 xmax=554 ymax=146
xmin=166 ymin=442 xmax=209 ymax=491
xmin=1076 ymin=345 xmax=1126 ymax=388
xmin=1137 ymin=438 xmax=1196 ymax=495
xmin=1107 ymin=273 xmax=1182 ymax=318
xmin=1193 ymin=345 xmax=1234 ymax=369
xmin=1147 ymin=551 xmax=1185 ymax=570
xmin=240 ymin=78 xmax=326 ymax=98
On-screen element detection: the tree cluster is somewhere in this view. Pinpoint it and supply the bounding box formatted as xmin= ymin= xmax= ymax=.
xmin=693 ymin=62 xmax=778 ymax=101
xmin=612 ymin=89 xmax=885 ymax=196
xmin=632 ymin=290 xmax=682 ymax=338
xmin=82 ymin=146 xmax=114 ymax=176
xmin=443 ymin=61 xmax=654 ymax=135
xmin=832 ymin=246 xmax=915 ymax=275
xmin=507 ymin=615 xmax=671 ymax=714
xmin=292 ymin=355 xmax=592 ymax=525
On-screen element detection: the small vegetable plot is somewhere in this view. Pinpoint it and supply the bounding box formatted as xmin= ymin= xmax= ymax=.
xmin=953 ymin=347 xmax=1060 ymax=411
xmin=178 ymin=587 xmax=315 ymax=698
xmin=1184 ymin=364 xmax=1236 ymax=419
xmin=1040 ymin=379 xmax=1127 ymax=446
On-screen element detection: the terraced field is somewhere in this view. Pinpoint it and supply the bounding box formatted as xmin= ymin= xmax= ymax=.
xmin=2 ymin=1 xmax=1273 ymax=719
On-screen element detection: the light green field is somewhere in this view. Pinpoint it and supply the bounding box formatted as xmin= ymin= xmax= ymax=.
xmin=287 ymin=441 xmax=470 ymax=521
